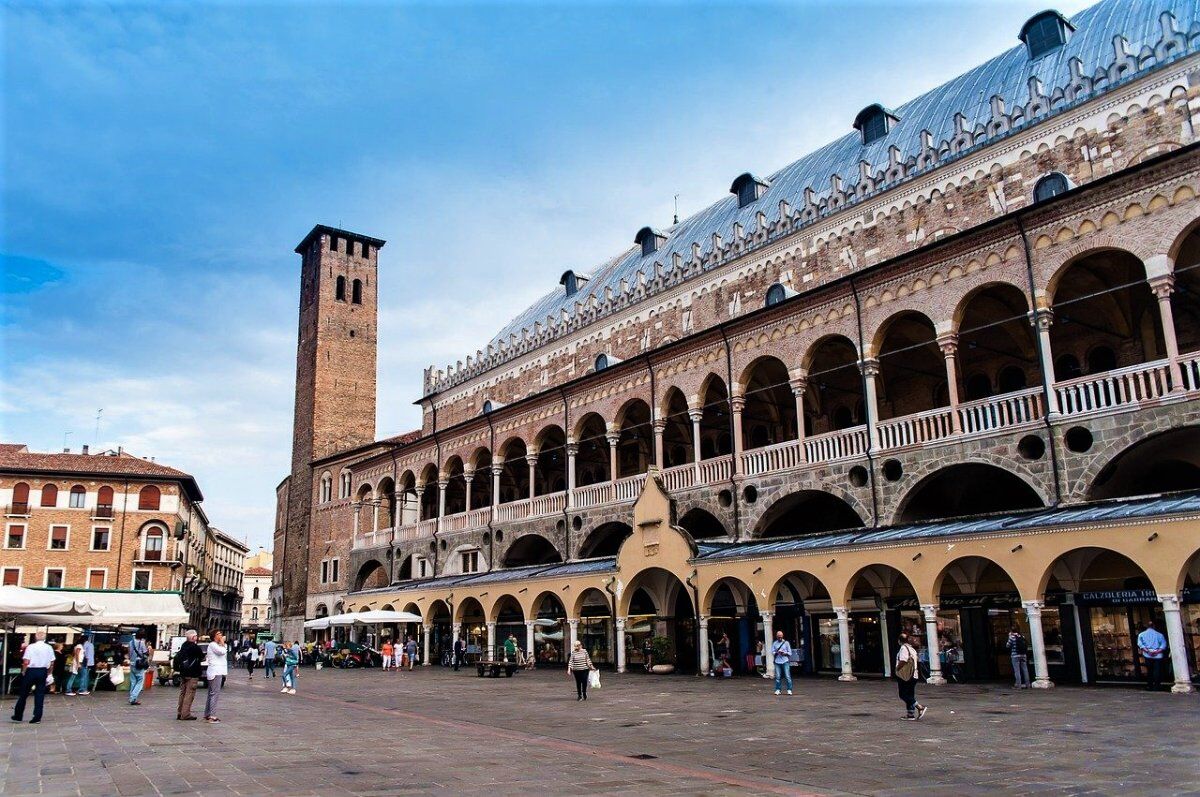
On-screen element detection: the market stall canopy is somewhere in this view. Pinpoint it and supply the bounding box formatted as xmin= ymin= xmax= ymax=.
xmin=328 ymin=610 xmax=423 ymax=627
xmin=18 ymin=589 xmax=187 ymax=627
xmin=303 ymin=617 xmax=331 ymax=630
xmin=0 ymin=585 xmax=103 ymax=622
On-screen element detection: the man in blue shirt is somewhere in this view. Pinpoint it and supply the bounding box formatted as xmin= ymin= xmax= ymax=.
xmin=1136 ymin=620 xmax=1168 ymax=691
xmin=79 ymin=634 xmax=95 ymax=696
xmin=263 ymin=639 xmax=278 ymax=679
xmin=771 ymin=630 xmax=793 ymax=696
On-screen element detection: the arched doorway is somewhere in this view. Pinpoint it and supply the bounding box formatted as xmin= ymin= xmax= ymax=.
xmin=934 ymin=557 xmax=1025 ymax=683
xmin=706 ymin=577 xmax=758 ymax=675
xmin=698 ymin=375 xmax=732 ymax=459
xmin=1089 ymin=427 xmax=1200 ymax=499
xmin=769 ymin=571 xmax=832 ymax=676
xmin=754 ymin=491 xmax=864 ymax=538
xmin=1042 ymin=547 xmax=1158 ymax=684
xmin=578 ymin=522 xmax=632 ymax=558
xmin=741 ymin=356 xmax=797 ymax=450
xmin=502 ymin=534 xmax=562 ymax=568
xmin=575 ymin=413 xmax=610 ymax=487
xmin=678 ymin=508 xmax=728 ymax=540
xmin=803 ymin=335 xmax=865 ymax=435
xmin=428 ymin=599 xmax=452 ymax=665
xmin=533 ymin=592 xmax=569 ymax=666
xmin=1049 ymin=250 xmax=1164 ymax=381
xmin=623 ymin=567 xmax=696 ymax=674
xmin=956 ymin=284 xmax=1038 ymax=401
xmin=492 ymin=595 xmax=525 ymax=659
xmin=661 ymin=388 xmax=693 ymax=468
xmin=875 ymin=311 xmax=947 ymax=420
xmin=897 ymin=463 xmax=1043 ymax=523
xmin=534 ymin=425 xmax=568 ymax=495
xmin=576 ymin=588 xmax=614 ymax=667
xmin=616 ymin=399 xmax=653 ymax=477
xmin=842 ymin=564 xmax=919 ymax=676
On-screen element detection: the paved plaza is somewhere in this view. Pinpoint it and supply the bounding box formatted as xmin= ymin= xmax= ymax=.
xmin=2 ymin=667 xmax=1198 ymax=796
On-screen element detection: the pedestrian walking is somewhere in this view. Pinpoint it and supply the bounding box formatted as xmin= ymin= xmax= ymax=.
xmin=10 ymin=632 xmax=55 ymax=724
xmin=405 ymin=636 xmax=418 ymax=670
xmin=204 ymin=630 xmax=228 ymax=723
xmin=381 ymin=639 xmax=393 ymax=671
xmin=716 ymin=633 xmax=731 ymax=676
xmin=1005 ymin=626 xmax=1031 ymax=689
xmin=281 ymin=642 xmax=299 ymax=694
xmin=64 ymin=640 xmax=84 ymax=695
xmin=263 ymin=639 xmax=277 ymax=679
xmin=453 ymin=636 xmax=465 ymax=671
xmin=895 ymin=632 xmax=927 ymax=721
xmin=567 ymin=640 xmax=596 ymax=701
xmin=127 ymin=630 xmax=153 ymax=706
xmin=175 ymin=630 xmax=204 ymax=720
xmin=50 ymin=643 xmax=66 ymax=694
xmin=504 ymin=634 xmax=518 ymax=663
xmin=642 ymin=637 xmax=654 ymax=672
xmin=79 ymin=633 xmax=95 ymax=695
xmin=290 ymin=640 xmax=303 ymax=672
xmin=771 ymin=630 xmax=793 ymax=695
xmin=1137 ymin=620 xmax=1168 ymax=691
xmin=245 ymin=644 xmax=259 ymax=679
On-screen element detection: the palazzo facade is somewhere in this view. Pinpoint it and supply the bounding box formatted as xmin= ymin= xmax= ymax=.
xmin=275 ymin=0 xmax=1200 ymax=692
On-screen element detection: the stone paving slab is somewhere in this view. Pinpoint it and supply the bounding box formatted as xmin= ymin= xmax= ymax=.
xmin=2 ymin=667 xmax=1197 ymax=796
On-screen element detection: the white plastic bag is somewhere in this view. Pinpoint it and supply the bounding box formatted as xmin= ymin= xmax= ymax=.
xmin=109 ymin=666 xmax=125 ymax=686
xmin=588 ymin=669 xmax=601 ymax=689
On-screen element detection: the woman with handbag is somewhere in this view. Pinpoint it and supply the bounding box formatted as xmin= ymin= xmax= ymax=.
xmin=894 ymin=632 xmax=927 ymax=721
xmin=204 ymin=631 xmax=228 ymax=723
xmin=567 ymin=640 xmax=596 ymax=701
xmin=127 ymin=630 xmax=152 ymax=706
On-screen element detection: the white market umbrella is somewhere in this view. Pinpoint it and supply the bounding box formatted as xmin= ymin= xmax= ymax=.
xmin=0 ymin=586 xmax=102 ymax=695
xmin=303 ymin=617 xmax=332 ymax=630
xmin=347 ymin=610 xmax=423 ymax=626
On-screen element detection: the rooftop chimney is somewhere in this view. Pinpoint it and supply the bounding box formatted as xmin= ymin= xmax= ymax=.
xmin=82 ymin=444 xmax=89 ymax=455
xmin=63 ymin=447 xmax=70 ymax=453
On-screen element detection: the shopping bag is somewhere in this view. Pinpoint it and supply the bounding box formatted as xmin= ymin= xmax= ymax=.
xmin=109 ymin=666 xmax=125 ymax=686
xmin=588 ymin=669 xmax=601 ymax=689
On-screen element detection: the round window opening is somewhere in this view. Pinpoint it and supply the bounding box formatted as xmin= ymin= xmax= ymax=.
xmin=718 ymin=489 xmax=733 ymax=508
xmin=742 ymin=485 xmax=758 ymax=504
xmin=1018 ymin=434 xmax=1046 ymax=461
xmin=849 ymin=465 xmax=868 ymax=487
xmin=882 ymin=459 xmax=903 ymax=482
xmin=1065 ymin=426 xmax=1093 ymax=453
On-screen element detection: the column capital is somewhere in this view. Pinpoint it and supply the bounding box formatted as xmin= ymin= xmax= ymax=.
xmin=490 ymin=464 xmax=505 ymax=477
xmin=697 ymin=615 xmax=708 ymax=626
xmin=567 ymin=618 xmax=580 ymax=627
xmin=760 ymin=610 xmax=773 ymax=621
xmin=605 ymin=432 xmax=620 ymax=448
xmin=615 ymin=616 xmax=626 ymax=627
xmin=525 ymin=453 xmax=539 ymax=467
xmin=919 ymin=603 xmax=939 ymax=620
xmin=565 ymin=442 xmax=579 ymax=457
xmin=1021 ymin=599 xmax=1044 ymax=615
xmin=463 ymin=471 xmax=475 ymax=483
xmin=789 ymin=376 xmax=808 ymax=395
xmin=859 ymin=358 xmax=881 ymax=378
xmin=730 ymin=395 xmax=747 ymax=412
xmin=437 ymin=479 xmax=449 ymax=490
xmin=422 ymin=623 xmax=432 ymax=631
xmin=833 ymin=606 xmax=849 ymax=620
xmin=1030 ymin=307 xmax=1054 ymax=330
xmin=687 ymin=407 xmax=705 ymax=423
xmin=485 ymin=620 xmax=496 ymax=628
xmin=936 ymin=333 xmax=959 ymax=357
xmin=652 ymin=417 xmax=668 ymax=432
xmin=1158 ymin=593 xmax=1182 ymax=611
xmin=1149 ymin=273 xmax=1176 ymax=300
xmin=524 ymin=619 xmax=536 ymax=628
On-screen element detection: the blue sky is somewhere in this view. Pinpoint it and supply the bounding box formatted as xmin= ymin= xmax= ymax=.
xmin=1 ymin=0 xmax=1090 ymax=551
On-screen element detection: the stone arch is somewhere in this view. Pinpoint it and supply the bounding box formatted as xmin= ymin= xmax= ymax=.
xmin=533 ymin=424 xmax=567 ymax=495
xmin=618 ymin=566 xmax=693 ymax=618
xmin=468 ymin=448 xmax=492 ymax=509
xmin=752 ymin=489 xmax=865 ymax=538
xmin=932 ymin=555 xmax=1021 ymax=599
xmin=701 ymin=575 xmax=755 ymax=616
xmin=496 ymin=436 xmax=529 ymax=504
xmin=1087 ymin=425 xmax=1200 ymax=500
xmin=1166 ymin=212 xmax=1200 ymax=263
xmin=802 ymin=334 xmax=865 ymax=434
xmin=697 ymin=373 xmax=733 ymax=460
xmin=442 ymin=456 xmax=466 ymax=515
xmin=1168 ymin=214 xmax=1200 ymax=356
xmin=842 ymin=562 xmax=919 ymax=611
xmin=894 ymin=462 xmax=1044 ymax=524
xmin=1037 ymin=546 xmax=1155 ymax=598
xmin=455 ymin=596 xmax=486 ymax=624
xmin=426 ymin=599 xmax=451 ymax=624
xmin=571 ymin=587 xmax=611 ymax=619
xmin=354 ymin=559 xmax=388 ymax=592
xmin=660 ymin=386 xmax=693 ymax=468
xmin=767 ymin=569 xmax=833 ymax=608
xmin=418 ymin=463 xmax=439 ymax=519
xmin=488 ymin=593 xmax=525 ymax=623
xmin=739 ymin=355 xmax=797 ymax=451
xmin=954 ymin=281 xmax=1037 ymax=400
xmin=614 ymin=398 xmax=653 ymax=477
xmin=678 ymin=507 xmax=728 ymax=540
xmin=578 ymin=522 xmax=632 ymax=558
xmin=1178 ymin=546 xmax=1200 ymax=594
xmin=872 ymin=310 xmax=946 ymax=420
xmin=573 ymin=412 xmax=610 ymax=488
xmin=502 ymin=533 xmax=562 ymax=568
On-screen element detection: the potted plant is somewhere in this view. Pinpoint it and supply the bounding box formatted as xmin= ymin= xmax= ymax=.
xmin=649 ymin=636 xmax=675 ymax=674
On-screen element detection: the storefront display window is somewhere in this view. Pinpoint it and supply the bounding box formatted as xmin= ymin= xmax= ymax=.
xmin=816 ymin=617 xmax=842 ymax=671
xmin=578 ymin=617 xmax=610 ymax=665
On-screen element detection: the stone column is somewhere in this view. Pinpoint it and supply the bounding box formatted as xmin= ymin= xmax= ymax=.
xmin=1159 ymin=594 xmax=1195 ymax=693
xmin=525 ymin=620 xmax=536 ymax=660
xmin=525 ymin=454 xmax=539 ymax=501
xmin=568 ymin=618 xmax=580 ymax=651
xmin=452 ymin=620 xmax=461 ymax=647
xmin=372 ymin=501 xmax=380 ymax=533
xmin=422 ymin=624 xmax=432 ymax=666
xmin=486 ymin=621 xmax=496 ymax=654
xmin=789 ymin=376 xmax=808 ymax=462
xmin=834 ymin=606 xmax=856 ymax=681
xmin=565 ymin=442 xmax=578 ymax=507
xmin=1149 ymin=275 xmax=1185 ymax=390
xmin=688 ymin=407 xmax=704 ymax=479
xmin=937 ymin=333 xmax=963 ymax=433
xmin=761 ymin=611 xmax=775 ymax=680
xmin=463 ymin=471 xmax=474 ymax=513
xmin=652 ymin=418 xmax=666 ymax=470
xmin=921 ymin=604 xmax=946 ymax=685
xmin=491 ymin=464 xmax=503 ymax=508
xmin=1031 ymin=309 xmax=1060 ymax=416
xmin=615 ymin=617 xmax=627 ymax=673
xmin=730 ymin=394 xmax=746 ymax=462
xmin=860 ymin=359 xmax=882 ymax=452
xmin=879 ymin=609 xmax=892 ymax=678
xmin=352 ymin=502 xmax=361 ymax=539
xmin=437 ymin=479 xmax=448 ymax=518
xmin=697 ymin=616 xmax=710 ymax=675
xmin=606 ymin=432 xmax=620 ymax=483
xmin=1022 ymin=600 xmax=1054 ymax=689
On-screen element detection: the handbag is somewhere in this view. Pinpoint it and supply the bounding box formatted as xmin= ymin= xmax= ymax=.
xmin=588 ymin=669 xmax=601 ymax=689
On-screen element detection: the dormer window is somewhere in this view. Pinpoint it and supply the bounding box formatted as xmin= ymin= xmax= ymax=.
xmin=594 ymin=353 xmax=622 ymax=372
xmin=481 ymin=399 xmax=505 ymax=414
xmin=1033 ymin=172 xmax=1072 ymax=203
xmin=765 ymin=282 xmax=798 ymax=308
xmin=560 ymin=270 xmax=590 ymax=297
xmin=1019 ymin=10 xmax=1073 ymax=60
xmin=853 ymin=104 xmax=899 ymax=146
xmin=635 ymin=227 xmax=667 ymax=257
xmin=730 ymin=173 xmax=769 ymax=209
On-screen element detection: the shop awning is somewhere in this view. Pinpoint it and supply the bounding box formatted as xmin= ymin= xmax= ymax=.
xmin=318 ymin=610 xmax=423 ymax=628
xmin=0 ymin=585 xmax=103 ymax=622
xmin=21 ymin=589 xmax=188 ymax=627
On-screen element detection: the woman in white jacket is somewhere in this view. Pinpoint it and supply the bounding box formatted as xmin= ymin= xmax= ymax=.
xmin=204 ymin=630 xmax=228 ymax=723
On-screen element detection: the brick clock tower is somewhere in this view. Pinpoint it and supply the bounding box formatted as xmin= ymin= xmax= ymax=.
xmin=277 ymin=224 xmax=385 ymax=638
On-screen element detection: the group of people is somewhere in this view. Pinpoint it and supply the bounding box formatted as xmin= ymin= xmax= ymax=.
xmin=172 ymin=630 xmax=305 ymax=723
xmin=379 ymin=636 xmax=419 ymax=670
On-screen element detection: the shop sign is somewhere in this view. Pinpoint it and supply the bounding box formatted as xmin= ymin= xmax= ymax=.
xmin=1079 ymin=589 xmax=1158 ymax=605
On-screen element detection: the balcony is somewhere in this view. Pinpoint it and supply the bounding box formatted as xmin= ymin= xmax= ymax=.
xmin=92 ymin=504 xmax=115 ymax=520
xmin=5 ymin=502 xmax=30 ymax=517
xmin=349 ymin=360 xmax=1200 ymax=551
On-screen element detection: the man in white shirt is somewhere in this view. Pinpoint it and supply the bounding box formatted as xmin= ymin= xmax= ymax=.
xmin=11 ymin=631 xmax=55 ymax=724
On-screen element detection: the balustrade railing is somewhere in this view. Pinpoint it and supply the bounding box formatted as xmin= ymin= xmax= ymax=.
xmin=494 ymin=498 xmax=530 ymax=523
xmin=957 ymin=388 xmax=1043 ymax=435
xmin=441 ymin=511 xmax=472 ymax=532
xmin=698 ymin=455 xmax=732 ymax=484
xmin=803 ymin=426 xmax=868 ymax=463
xmin=531 ymin=491 xmax=566 ymax=516
xmin=740 ymin=439 xmax=804 ymax=476
xmin=1177 ymin=352 xmax=1200 ymax=392
xmin=662 ymin=463 xmax=696 ymax=492
xmin=416 ymin=518 xmax=438 ymax=537
xmin=877 ymin=407 xmax=956 ymax=450
xmin=614 ymin=474 xmax=646 ymax=502
xmin=1055 ymin=359 xmax=1172 ymax=416
xmin=572 ymin=482 xmax=612 ymax=509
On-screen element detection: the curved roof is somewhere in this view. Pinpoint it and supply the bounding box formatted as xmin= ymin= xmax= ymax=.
xmin=481 ymin=0 xmax=1198 ymax=353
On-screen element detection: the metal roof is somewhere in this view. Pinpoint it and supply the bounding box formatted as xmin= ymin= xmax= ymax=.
xmin=483 ymin=0 xmax=1198 ymax=352
xmin=357 ymin=557 xmax=617 ymax=596
xmin=694 ymin=491 xmax=1200 ymax=561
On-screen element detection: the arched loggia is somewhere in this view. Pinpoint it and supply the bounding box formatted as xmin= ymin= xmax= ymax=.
xmin=897 ymin=463 xmax=1043 ymax=523
xmin=754 ymin=490 xmax=864 ymax=538
xmin=1088 ymin=427 xmax=1200 ymax=500
xmin=502 ymin=534 xmax=563 ymax=568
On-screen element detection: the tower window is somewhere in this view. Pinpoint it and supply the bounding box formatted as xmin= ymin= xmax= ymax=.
xmin=1019 ymin=10 xmax=1073 ymax=60
xmin=730 ymin=173 xmax=769 ymax=208
xmin=352 ymin=279 xmax=363 ymax=305
xmin=765 ymin=282 xmax=797 ymax=307
xmin=1033 ymin=172 xmax=1071 ymax=203
xmin=336 ymin=276 xmax=346 ymax=301
xmin=853 ymin=104 xmax=898 ymax=146
xmin=329 ymin=235 xmax=339 ymax=252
